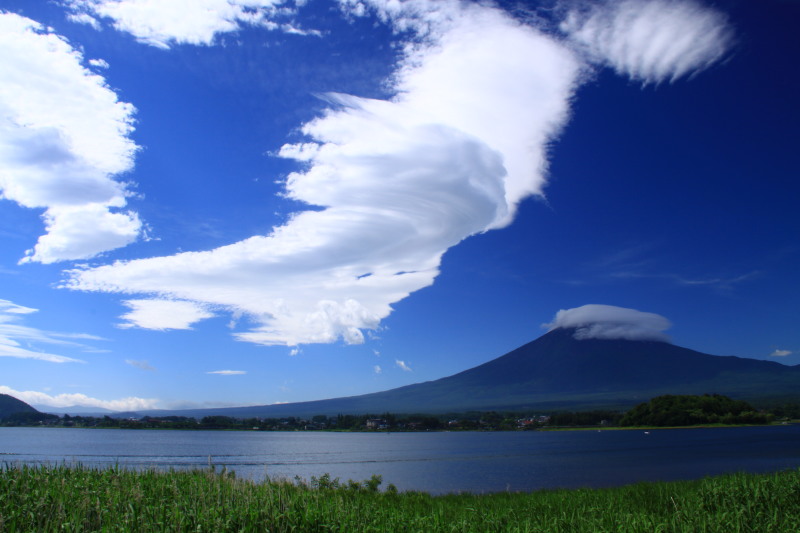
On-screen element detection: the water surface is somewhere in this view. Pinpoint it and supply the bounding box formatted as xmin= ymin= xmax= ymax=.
xmin=2 ymin=425 xmax=799 ymax=494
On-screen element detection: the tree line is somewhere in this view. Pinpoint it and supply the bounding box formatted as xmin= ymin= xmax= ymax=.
xmin=0 ymin=394 xmax=786 ymax=430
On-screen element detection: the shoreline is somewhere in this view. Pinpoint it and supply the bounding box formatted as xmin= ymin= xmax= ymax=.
xmin=2 ymin=420 xmax=792 ymax=433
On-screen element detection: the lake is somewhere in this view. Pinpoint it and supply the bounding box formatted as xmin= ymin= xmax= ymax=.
xmin=2 ymin=425 xmax=800 ymax=494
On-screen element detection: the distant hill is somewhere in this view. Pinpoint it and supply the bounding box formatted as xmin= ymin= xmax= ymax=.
xmin=137 ymin=328 xmax=800 ymax=419
xmin=0 ymin=394 xmax=39 ymax=419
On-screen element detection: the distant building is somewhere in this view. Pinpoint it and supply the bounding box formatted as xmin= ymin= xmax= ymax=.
xmin=365 ymin=418 xmax=388 ymax=430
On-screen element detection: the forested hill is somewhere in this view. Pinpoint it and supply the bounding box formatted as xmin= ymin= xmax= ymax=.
xmin=620 ymin=394 xmax=770 ymax=426
xmin=0 ymin=394 xmax=38 ymax=419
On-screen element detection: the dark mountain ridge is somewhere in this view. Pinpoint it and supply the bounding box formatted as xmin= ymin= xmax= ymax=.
xmin=131 ymin=327 xmax=800 ymax=419
xmin=0 ymin=394 xmax=39 ymax=419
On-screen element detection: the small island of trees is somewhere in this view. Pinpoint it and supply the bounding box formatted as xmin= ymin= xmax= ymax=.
xmin=620 ymin=394 xmax=771 ymax=427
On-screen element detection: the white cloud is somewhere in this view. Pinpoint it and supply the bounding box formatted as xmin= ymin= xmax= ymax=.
xmin=771 ymin=349 xmax=792 ymax=357
xmin=0 ymin=12 xmax=142 ymax=263
xmin=545 ymin=304 xmax=672 ymax=342
xmin=395 ymin=359 xmax=411 ymax=372
xmin=66 ymin=0 xmax=302 ymax=48
xmin=125 ymin=358 xmax=155 ymax=370
xmin=118 ymin=299 xmax=215 ymax=330
xmin=0 ymin=299 xmax=37 ymax=315
xmin=161 ymin=399 xmax=244 ymax=410
xmin=66 ymin=0 xmax=581 ymax=346
xmin=206 ymin=370 xmax=246 ymax=375
xmin=0 ymin=299 xmax=94 ymax=363
xmin=22 ymin=204 xmax=142 ymax=264
xmin=561 ymin=0 xmax=734 ymax=84
xmin=0 ymin=385 xmax=158 ymax=411
xmin=88 ymin=58 xmax=110 ymax=69
xmin=67 ymin=11 xmax=101 ymax=29
xmin=0 ymin=342 xmax=84 ymax=364
xmin=373 ymin=364 xmax=381 ymax=374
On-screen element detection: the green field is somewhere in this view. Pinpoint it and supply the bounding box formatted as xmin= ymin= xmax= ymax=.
xmin=1 ymin=464 xmax=798 ymax=532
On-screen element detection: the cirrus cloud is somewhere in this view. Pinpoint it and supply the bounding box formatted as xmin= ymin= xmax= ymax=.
xmin=125 ymin=359 xmax=155 ymax=371
xmin=0 ymin=298 xmax=95 ymax=363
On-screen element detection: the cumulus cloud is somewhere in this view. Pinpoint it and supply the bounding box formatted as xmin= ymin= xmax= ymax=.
xmin=0 ymin=299 xmax=94 ymax=363
xmin=373 ymin=364 xmax=381 ymax=374
xmin=0 ymin=12 xmax=142 ymax=263
xmin=771 ymin=349 xmax=792 ymax=357
xmin=65 ymin=0 xmax=307 ymax=48
xmin=64 ymin=0 xmax=732 ymax=347
xmin=0 ymin=385 xmax=158 ymax=411
xmin=206 ymin=370 xmax=246 ymax=375
xmin=545 ymin=304 xmax=672 ymax=342
xmin=395 ymin=359 xmax=412 ymax=372
xmin=118 ymin=299 xmax=215 ymax=330
xmin=560 ymin=0 xmax=734 ymax=84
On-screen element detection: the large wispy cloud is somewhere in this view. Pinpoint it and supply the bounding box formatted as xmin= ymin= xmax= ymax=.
xmin=0 ymin=299 xmax=94 ymax=363
xmin=0 ymin=385 xmax=157 ymax=411
xmin=66 ymin=0 xmax=581 ymax=346
xmin=0 ymin=12 xmax=141 ymax=263
xmin=64 ymin=0 xmax=733 ymax=347
xmin=545 ymin=304 xmax=672 ymax=342
xmin=65 ymin=0 xmax=314 ymax=48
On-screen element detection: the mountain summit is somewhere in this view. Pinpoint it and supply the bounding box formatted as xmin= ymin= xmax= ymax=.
xmin=143 ymin=327 xmax=800 ymax=419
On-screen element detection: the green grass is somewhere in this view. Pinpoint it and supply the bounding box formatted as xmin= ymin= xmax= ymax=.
xmin=1 ymin=464 xmax=799 ymax=532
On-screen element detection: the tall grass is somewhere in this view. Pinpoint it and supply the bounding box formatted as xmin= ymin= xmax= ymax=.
xmin=1 ymin=464 xmax=798 ymax=532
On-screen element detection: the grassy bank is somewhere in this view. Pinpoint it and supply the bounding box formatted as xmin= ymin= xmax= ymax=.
xmin=1 ymin=465 xmax=798 ymax=532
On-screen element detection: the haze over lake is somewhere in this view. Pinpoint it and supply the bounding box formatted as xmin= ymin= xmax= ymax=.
xmin=4 ymin=426 xmax=800 ymax=494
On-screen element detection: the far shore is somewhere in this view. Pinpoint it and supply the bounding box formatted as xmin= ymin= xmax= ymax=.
xmin=4 ymin=420 xmax=795 ymax=433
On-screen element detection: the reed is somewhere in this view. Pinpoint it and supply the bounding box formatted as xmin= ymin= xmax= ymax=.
xmin=1 ymin=464 xmax=798 ymax=532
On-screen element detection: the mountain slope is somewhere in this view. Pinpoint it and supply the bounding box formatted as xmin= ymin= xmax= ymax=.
xmin=0 ymin=394 xmax=39 ymax=419
xmin=141 ymin=328 xmax=800 ymax=418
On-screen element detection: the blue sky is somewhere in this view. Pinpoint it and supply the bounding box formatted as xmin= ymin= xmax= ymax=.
xmin=0 ymin=0 xmax=797 ymax=412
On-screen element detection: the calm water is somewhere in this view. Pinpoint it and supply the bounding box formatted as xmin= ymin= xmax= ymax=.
xmin=2 ymin=425 xmax=800 ymax=494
